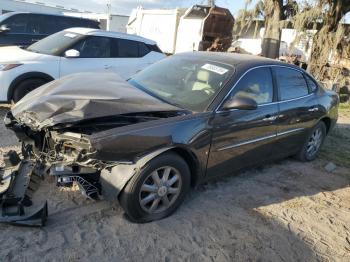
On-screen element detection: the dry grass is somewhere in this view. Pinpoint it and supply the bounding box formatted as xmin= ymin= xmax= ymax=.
xmin=320 ymin=103 xmax=350 ymax=169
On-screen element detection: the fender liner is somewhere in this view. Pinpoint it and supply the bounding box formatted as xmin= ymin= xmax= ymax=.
xmin=7 ymin=72 xmax=55 ymax=101
xmin=100 ymin=147 xmax=175 ymax=202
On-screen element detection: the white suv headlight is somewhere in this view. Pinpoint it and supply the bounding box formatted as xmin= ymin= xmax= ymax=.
xmin=0 ymin=63 xmax=22 ymax=71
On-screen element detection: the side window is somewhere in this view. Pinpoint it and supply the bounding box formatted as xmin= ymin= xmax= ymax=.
xmin=69 ymin=18 xmax=87 ymax=28
xmin=27 ymin=15 xmax=45 ymax=35
xmin=55 ymin=17 xmax=74 ymax=32
xmin=231 ymin=67 xmax=273 ymax=105
xmin=305 ymin=74 xmax=318 ymax=93
xmin=117 ymin=39 xmax=139 ymax=58
xmin=4 ymin=14 xmax=28 ymax=33
xmin=41 ymin=16 xmax=60 ymax=34
xmin=138 ymin=42 xmax=150 ymax=57
xmin=72 ymin=36 xmax=112 ymax=58
xmin=275 ymin=67 xmax=309 ymax=100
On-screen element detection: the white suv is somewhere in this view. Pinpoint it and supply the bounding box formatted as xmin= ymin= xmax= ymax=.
xmin=0 ymin=28 xmax=165 ymax=102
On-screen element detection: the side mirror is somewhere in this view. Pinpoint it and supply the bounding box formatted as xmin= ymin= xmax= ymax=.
xmin=222 ymin=96 xmax=258 ymax=111
xmin=64 ymin=49 xmax=80 ymax=58
xmin=0 ymin=25 xmax=10 ymax=34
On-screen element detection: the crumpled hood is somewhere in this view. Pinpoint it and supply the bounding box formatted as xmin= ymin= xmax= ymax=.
xmin=11 ymin=72 xmax=180 ymax=130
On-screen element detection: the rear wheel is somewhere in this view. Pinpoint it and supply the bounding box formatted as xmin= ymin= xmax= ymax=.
xmin=119 ymin=152 xmax=191 ymax=223
xmin=296 ymin=122 xmax=326 ymax=161
xmin=12 ymin=78 xmax=47 ymax=102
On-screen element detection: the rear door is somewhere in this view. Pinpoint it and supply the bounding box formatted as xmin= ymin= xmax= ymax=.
xmin=207 ymin=67 xmax=279 ymax=178
xmin=59 ymin=36 xmax=115 ymax=77
xmin=272 ymin=66 xmax=321 ymax=157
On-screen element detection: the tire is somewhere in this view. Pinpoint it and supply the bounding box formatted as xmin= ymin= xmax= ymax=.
xmin=296 ymin=121 xmax=327 ymax=162
xmin=12 ymin=78 xmax=47 ymax=102
xmin=119 ymin=152 xmax=191 ymax=223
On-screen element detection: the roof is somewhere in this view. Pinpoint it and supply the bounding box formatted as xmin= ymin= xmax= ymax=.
xmin=0 ymin=11 xmax=96 ymax=21
xmin=176 ymin=51 xmax=298 ymax=69
xmin=65 ymin=28 xmax=157 ymax=45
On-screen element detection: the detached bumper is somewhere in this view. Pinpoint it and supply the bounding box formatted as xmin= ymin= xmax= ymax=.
xmin=0 ymin=155 xmax=48 ymax=227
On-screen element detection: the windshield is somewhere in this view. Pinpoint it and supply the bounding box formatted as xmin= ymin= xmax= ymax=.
xmin=26 ymin=30 xmax=85 ymax=55
xmin=129 ymin=56 xmax=234 ymax=112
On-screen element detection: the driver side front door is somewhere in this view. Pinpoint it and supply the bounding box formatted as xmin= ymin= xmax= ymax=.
xmin=206 ymin=67 xmax=279 ymax=178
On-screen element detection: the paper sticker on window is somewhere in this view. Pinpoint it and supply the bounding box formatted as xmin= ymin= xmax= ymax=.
xmin=201 ymin=64 xmax=229 ymax=75
xmin=64 ymin=33 xmax=77 ymax=38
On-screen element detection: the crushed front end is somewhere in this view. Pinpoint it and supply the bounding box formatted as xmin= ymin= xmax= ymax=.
xmin=0 ymin=112 xmax=104 ymax=226
xmin=0 ymin=72 xmax=186 ymax=226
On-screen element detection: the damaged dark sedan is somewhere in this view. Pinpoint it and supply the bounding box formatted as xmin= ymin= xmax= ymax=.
xmin=0 ymin=52 xmax=339 ymax=226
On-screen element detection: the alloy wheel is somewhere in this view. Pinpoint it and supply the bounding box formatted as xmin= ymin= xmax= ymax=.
xmin=139 ymin=166 xmax=182 ymax=214
xmin=306 ymin=128 xmax=323 ymax=157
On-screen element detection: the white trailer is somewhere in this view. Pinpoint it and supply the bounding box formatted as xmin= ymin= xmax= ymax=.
xmin=127 ymin=5 xmax=234 ymax=54
xmin=127 ymin=8 xmax=186 ymax=54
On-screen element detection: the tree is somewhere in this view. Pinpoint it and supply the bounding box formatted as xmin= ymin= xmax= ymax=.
xmin=293 ymin=0 xmax=350 ymax=74
xmin=236 ymin=0 xmax=350 ymax=79
xmin=235 ymin=0 xmax=298 ymax=58
xmin=261 ymin=0 xmax=299 ymax=58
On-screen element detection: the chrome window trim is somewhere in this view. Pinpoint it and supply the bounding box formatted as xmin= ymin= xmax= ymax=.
xmin=216 ymin=93 xmax=313 ymax=114
xmin=216 ymin=64 xmax=310 ymax=113
xmin=217 ymin=127 xmax=305 ymax=151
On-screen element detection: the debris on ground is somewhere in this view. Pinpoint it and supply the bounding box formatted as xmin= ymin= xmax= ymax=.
xmin=324 ymin=162 xmax=337 ymax=173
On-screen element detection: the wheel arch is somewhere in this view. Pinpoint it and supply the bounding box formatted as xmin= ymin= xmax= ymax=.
xmin=320 ymin=117 xmax=331 ymax=134
xmin=7 ymin=72 xmax=55 ymax=101
xmin=166 ymin=147 xmax=201 ymax=187
xmin=101 ymin=146 xmax=203 ymax=202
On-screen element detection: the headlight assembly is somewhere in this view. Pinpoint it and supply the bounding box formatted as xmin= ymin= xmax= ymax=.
xmin=0 ymin=63 xmax=22 ymax=71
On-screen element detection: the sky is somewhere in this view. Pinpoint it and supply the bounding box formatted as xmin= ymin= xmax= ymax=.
xmin=41 ymin=0 xmax=253 ymax=16
xmin=22 ymin=0 xmax=350 ymax=22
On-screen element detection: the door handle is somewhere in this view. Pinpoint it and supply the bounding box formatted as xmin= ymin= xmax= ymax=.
xmin=104 ymin=65 xmax=112 ymax=69
xmin=308 ymin=107 xmax=319 ymax=112
xmin=263 ymin=115 xmax=278 ymax=121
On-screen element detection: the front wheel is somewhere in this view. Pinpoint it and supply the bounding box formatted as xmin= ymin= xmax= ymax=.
xmin=296 ymin=122 xmax=326 ymax=162
xmin=119 ymin=152 xmax=191 ymax=223
xmin=12 ymin=78 xmax=47 ymax=102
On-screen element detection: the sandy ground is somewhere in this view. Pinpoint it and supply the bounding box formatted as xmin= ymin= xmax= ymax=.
xmin=0 ymin=107 xmax=350 ymax=262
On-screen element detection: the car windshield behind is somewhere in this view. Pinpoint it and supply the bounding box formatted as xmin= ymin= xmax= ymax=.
xmin=26 ymin=30 xmax=85 ymax=55
xmin=129 ymin=56 xmax=234 ymax=112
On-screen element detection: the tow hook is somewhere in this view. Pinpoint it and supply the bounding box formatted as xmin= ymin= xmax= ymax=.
xmin=0 ymin=151 xmax=48 ymax=227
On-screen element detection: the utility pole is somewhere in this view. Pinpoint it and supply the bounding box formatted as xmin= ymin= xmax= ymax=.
xmin=208 ymin=0 xmax=215 ymax=6
xmin=106 ymin=0 xmax=112 ymax=31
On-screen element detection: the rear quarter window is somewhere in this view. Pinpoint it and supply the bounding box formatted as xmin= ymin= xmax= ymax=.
xmin=274 ymin=67 xmax=309 ymax=101
xmin=305 ymin=74 xmax=318 ymax=93
xmin=115 ymin=39 xmax=150 ymax=58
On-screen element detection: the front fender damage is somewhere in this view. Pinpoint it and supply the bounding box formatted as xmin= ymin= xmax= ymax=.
xmin=100 ymin=147 xmax=173 ymax=202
